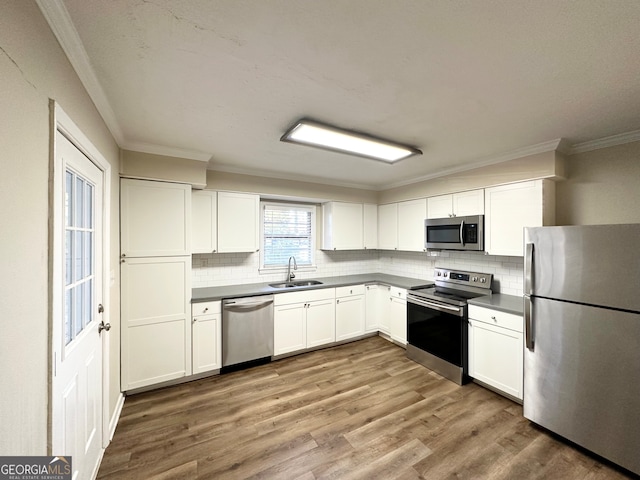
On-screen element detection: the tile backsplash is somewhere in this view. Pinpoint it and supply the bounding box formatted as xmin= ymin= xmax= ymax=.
xmin=192 ymin=249 xmax=525 ymax=296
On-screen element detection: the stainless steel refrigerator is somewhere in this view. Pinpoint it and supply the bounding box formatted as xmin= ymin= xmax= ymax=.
xmin=523 ymin=224 xmax=640 ymax=475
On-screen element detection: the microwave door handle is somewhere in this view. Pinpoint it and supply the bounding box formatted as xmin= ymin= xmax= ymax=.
xmin=459 ymin=220 xmax=465 ymax=247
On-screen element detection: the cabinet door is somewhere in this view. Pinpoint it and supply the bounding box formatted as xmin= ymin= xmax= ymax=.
xmin=397 ymin=199 xmax=427 ymax=252
xmin=217 ymin=191 xmax=259 ymax=253
xmin=379 ymin=286 xmax=391 ymax=334
xmin=427 ymin=194 xmax=453 ymax=219
xmin=363 ymin=204 xmax=378 ymax=250
xmin=121 ymin=256 xmax=191 ymax=390
xmin=365 ymin=285 xmax=380 ymax=332
xmin=192 ymin=313 xmax=221 ymax=374
xmin=377 ymin=203 xmax=398 ymax=250
xmin=191 ymin=190 xmax=217 ymax=254
xmin=335 ymin=295 xmax=365 ymax=341
xmin=454 ymin=189 xmax=484 ymax=216
xmin=484 ymin=180 xmax=553 ymax=256
xmin=389 ymin=296 xmax=407 ymax=345
xmin=274 ymin=303 xmax=306 ymax=355
xmin=306 ymin=299 xmax=336 ymax=348
xmin=469 ymin=319 xmax=523 ymax=399
xmin=121 ymin=179 xmax=191 ymax=257
xmin=322 ymin=202 xmax=363 ymax=250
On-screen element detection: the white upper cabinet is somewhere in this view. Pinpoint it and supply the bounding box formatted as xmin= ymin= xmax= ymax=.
xmin=377 ymin=203 xmax=398 ymax=250
xmin=484 ymin=180 xmax=555 ymax=256
xmin=397 ymin=198 xmax=427 ymax=252
xmin=217 ymin=191 xmax=260 ymax=253
xmin=322 ymin=202 xmax=364 ymax=250
xmin=191 ymin=190 xmax=217 ymax=254
xmin=121 ymin=178 xmax=191 ymax=257
xmin=363 ymin=203 xmax=378 ymax=250
xmin=427 ymin=189 xmax=484 ymax=219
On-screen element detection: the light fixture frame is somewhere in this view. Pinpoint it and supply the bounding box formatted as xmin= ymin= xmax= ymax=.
xmin=280 ymin=118 xmax=422 ymax=164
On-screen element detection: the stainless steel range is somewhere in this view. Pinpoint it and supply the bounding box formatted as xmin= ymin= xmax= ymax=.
xmin=407 ymin=268 xmax=493 ymax=385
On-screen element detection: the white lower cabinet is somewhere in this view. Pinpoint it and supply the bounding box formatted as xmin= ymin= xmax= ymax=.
xmin=121 ymin=256 xmax=191 ymax=391
xmin=335 ymin=285 xmax=365 ymax=341
xmin=468 ymin=305 xmax=524 ymax=400
xmin=389 ymin=287 xmax=407 ymax=345
xmin=365 ymin=284 xmax=380 ymax=333
xmin=274 ymin=288 xmax=336 ymax=356
xmin=192 ymin=301 xmax=222 ymax=374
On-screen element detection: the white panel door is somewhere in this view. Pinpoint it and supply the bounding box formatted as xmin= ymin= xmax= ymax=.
xmin=217 ymin=191 xmax=260 ymax=253
xmin=306 ymin=299 xmax=336 ymax=348
xmin=454 ymin=189 xmax=485 ymax=216
xmin=53 ymin=132 xmax=104 ymax=480
xmin=389 ymin=297 xmax=407 ymax=345
xmin=364 ymin=285 xmax=380 ymax=332
xmin=120 ymin=179 xmax=191 ymax=257
xmin=427 ymin=194 xmax=453 ymax=219
xmin=363 ymin=204 xmax=378 ymax=249
xmin=121 ymin=256 xmax=190 ymax=390
xmin=379 ymin=286 xmax=391 ymax=334
xmin=485 ymin=180 xmax=543 ymax=256
xmin=274 ymin=303 xmax=307 ymax=355
xmin=397 ymin=199 xmax=427 ymax=252
xmin=191 ymin=190 xmax=217 ymax=254
xmin=377 ymin=203 xmax=398 ymax=250
xmin=335 ymin=295 xmax=365 ymax=341
xmin=192 ymin=312 xmax=221 ymax=374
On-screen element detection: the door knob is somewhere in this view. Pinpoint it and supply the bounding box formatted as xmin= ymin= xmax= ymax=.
xmin=98 ymin=321 xmax=111 ymax=334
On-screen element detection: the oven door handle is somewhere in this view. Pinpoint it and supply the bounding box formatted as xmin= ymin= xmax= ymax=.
xmin=407 ymin=296 xmax=464 ymax=316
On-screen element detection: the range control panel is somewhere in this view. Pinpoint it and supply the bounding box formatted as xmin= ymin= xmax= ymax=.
xmin=434 ymin=268 xmax=492 ymax=288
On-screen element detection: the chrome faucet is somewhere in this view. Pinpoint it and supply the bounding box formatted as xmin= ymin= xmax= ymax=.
xmin=287 ymin=256 xmax=297 ymax=282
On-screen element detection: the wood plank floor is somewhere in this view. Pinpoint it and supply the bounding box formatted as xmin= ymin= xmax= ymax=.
xmin=98 ymin=336 xmax=635 ymax=479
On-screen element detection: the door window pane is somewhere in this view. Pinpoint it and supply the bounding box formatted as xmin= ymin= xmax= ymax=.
xmin=65 ymin=171 xmax=73 ymax=227
xmin=75 ymin=176 xmax=84 ymax=228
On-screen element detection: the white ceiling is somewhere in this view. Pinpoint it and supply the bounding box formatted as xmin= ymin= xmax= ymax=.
xmin=44 ymin=0 xmax=640 ymax=190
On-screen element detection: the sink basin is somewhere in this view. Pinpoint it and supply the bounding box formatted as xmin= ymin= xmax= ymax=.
xmin=269 ymin=280 xmax=323 ymax=289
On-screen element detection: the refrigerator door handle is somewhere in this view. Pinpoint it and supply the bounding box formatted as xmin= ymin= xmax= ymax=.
xmin=524 ymin=295 xmax=534 ymax=351
xmin=524 ymin=242 xmax=534 ymax=295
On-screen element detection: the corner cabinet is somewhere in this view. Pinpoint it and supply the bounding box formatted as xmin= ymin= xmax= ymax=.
xmin=484 ymin=180 xmax=555 ymax=256
xmin=468 ymin=305 xmax=523 ymax=401
xmin=322 ymin=202 xmax=363 ymax=250
xmin=388 ymin=287 xmax=407 ymax=345
xmin=192 ymin=301 xmax=222 ymax=374
xmin=217 ymin=191 xmax=260 ymax=253
xmin=363 ymin=204 xmax=378 ymax=250
xmin=427 ymin=189 xmax=484 ymax=219
xmin=191 ymin=190 xmax=217 ymax=254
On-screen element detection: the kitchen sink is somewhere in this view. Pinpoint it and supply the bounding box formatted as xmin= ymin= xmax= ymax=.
xmin=269 ymin=280 xmax=323 ymax=289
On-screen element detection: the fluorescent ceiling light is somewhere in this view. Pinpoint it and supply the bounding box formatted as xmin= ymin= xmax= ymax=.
xmin=280 ymin=119 xmax=421 ymax=163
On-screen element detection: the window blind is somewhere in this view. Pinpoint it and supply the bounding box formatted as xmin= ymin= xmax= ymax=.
xmin=263 ymin=203 xmax=314 ymax=267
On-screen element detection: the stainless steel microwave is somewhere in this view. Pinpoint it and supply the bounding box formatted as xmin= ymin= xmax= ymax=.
xmin=425 ymin=215 xmax=484 ymax=251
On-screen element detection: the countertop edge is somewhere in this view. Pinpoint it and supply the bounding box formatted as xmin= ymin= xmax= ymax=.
xmin=468 ymin=294 xmax=523 ymax=316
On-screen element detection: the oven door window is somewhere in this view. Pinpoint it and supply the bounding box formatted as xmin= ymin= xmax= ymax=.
xmin=426 ymin=225 xmax=461 ymax=244
xmin=407 ymin=301 xmax=464 ymax=367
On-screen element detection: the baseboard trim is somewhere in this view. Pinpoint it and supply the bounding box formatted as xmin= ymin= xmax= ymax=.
xmin=108 ymin=393 xmax=125 ymax=441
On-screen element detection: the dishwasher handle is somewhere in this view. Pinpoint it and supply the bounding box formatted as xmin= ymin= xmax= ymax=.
xmin=223 ymin=296 xmax=274 ymax=310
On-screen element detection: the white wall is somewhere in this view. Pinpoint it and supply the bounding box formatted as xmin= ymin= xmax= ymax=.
xmin=0 ymin=1 xmax=119 ymax=455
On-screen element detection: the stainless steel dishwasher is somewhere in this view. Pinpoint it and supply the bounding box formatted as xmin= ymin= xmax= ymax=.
xmin=222 ymin=295 xmax=274 ymax=370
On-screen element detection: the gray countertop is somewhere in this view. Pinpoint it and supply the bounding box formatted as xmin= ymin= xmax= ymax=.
xmin=468 ymin=293 xmax=523 ymax=316
xmin=192 ymin=273 xmax=434 ymax=302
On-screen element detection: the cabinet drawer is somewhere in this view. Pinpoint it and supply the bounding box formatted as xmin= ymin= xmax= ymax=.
xmin=468 ymin=305 xmax=523 ymax=332
xmin=192 ymin=300 xmax=221 ymax=316
xmin=389 ymin=286 xmax=406 ymax=300
xmin=335 ymin=284 xmax=365 ymax=297
xmin=275 ymin=287 xmax=336 ymax=306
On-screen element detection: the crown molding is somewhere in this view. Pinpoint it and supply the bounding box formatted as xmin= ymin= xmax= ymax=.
xmin=568 ymin=129 xmax=640 ymax=155
xmin=121 ymin=141 xmax=211 ymax=162
xmin=36 ymin=0 xmax=124 ymax=145
xmin=383 ymin=138 xmax=565 ymax=190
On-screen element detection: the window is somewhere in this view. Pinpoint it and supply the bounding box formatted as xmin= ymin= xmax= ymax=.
xmin=261 ymin=202 xmax=315 ymax=269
